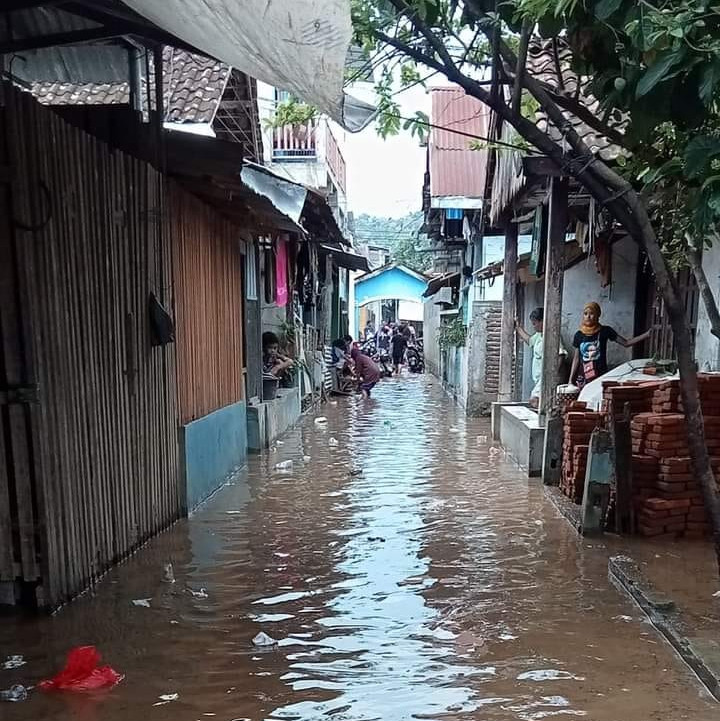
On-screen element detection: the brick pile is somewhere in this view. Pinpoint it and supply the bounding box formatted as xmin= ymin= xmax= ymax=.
xmin=602 ymin=382 xmax=653 ymax=416
xmin=559 ymin=373 xmax=720 ymax=542
xmin=630 ymin=410 xmax=720 ymax=538
xmin=561 ymin=404 xmax=603 ymax=503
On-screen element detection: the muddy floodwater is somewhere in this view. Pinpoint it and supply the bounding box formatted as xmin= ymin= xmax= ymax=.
xmin=1 ymin=376 xmax=717 ymax=720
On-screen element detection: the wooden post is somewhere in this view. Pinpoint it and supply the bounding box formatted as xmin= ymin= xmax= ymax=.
xmin=498 ymin=222 xmax=518 ymax=402
xmin=541 ymin=176 xmax=568 ymax=484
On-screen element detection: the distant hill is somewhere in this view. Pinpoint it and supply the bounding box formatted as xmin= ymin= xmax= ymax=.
xmin=351 ymin=211 xmax=431 ymax=271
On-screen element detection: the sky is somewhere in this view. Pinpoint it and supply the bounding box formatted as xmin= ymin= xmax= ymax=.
xmin=339 ymin=82 xmax=432 ymax=219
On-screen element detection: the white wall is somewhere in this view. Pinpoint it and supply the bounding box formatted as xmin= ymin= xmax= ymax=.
xmin=696 ymin=243 xmax=720 ymax=371
xmin=517 ymin=235 xmax=640 ymax=397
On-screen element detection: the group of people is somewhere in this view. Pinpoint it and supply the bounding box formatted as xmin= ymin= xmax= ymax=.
xmin=516 ymin=301 xmax=652 ymax=408
xmin=364 ymin=321 xmax=416 ymax=374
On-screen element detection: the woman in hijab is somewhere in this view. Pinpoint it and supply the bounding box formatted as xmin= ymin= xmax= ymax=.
xmin=569 ymin=302 xmax=651 ymax=387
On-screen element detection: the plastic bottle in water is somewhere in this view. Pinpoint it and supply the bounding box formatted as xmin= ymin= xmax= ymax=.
xmin=1 ymin=684 xmax=28 ymax=702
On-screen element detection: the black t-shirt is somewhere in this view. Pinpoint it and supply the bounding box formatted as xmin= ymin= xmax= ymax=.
xmin=573 ymin=325 xmax=618 ymax=383
xmin=392 ymin=335 xmax=408 ymax=357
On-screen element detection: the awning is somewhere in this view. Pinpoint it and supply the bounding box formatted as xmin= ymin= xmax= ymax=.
xmin=320 ymin=245 xmax=370 ymax=273
xmin=122 ymin=0 xmax=375 ymax=131
xmin=422 ymin=271 xmax=461 ymax=298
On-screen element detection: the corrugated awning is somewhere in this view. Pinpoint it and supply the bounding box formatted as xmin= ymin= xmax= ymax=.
xmin=423 ymin=271 xmax=461 ymax=298
xmin=320 ymin=245 xmax=370 ymax=273
xmin=122 ymin=0 xmax=375 ymax=132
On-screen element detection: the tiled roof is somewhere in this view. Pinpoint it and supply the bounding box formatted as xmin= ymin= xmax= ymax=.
xmin=527 ymin=38 xmax=625 ymax=161
xmin=31 ymin=47 xmax=230 ymax=125
xmin=429 ymin=87 xmax=490 ymax=201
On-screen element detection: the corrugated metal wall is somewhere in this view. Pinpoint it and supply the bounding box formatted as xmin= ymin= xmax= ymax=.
xmin=170 ymin=182 xmax=245 ymax=424
xmin=0 ymin=84 xmax=180 ymax=608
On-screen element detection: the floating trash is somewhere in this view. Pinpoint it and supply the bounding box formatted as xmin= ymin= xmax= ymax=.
xmin=187 ymin=588 xmax=209 ymax=599
xmin=0 ymin=684 xmax=28 ymax=702
xmin=252 ymin=632 xmax=278 ymax=647
xmin=2 ymin=656 xmax=26 ymax=670
xmin=39 ymin=646 xmax=123 ymax=692
xmin=275 ymin=460 xmax=294 ymax=471
xmin=303 ymin=455 xmax=312 ymax=463
xmin=517 ymin=669 xmax=585 ymax=682
xmin=162 ymin=563 xmax=176 ymax=584
xmin=328 ymin=437 xmax=339 ymax=447
xmin=314 ymin=417 xmax=328 ymax=425
xmin=131 ymin=599 xmax=151 ymax=608
xmin=154 ymin=692 xmax=179 ymax=706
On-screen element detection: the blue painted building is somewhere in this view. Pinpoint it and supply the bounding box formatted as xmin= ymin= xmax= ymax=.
xmin=354 ymin=263 xmax=428 ymax=335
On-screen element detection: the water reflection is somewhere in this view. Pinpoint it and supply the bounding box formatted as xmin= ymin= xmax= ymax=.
xmin=0 ymin=376 xmax=716 ymax=721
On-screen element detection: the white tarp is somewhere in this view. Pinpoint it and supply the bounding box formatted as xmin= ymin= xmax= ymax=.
xmin=123 ymin=0 xmax=375 ymax=131
xmin=578 ymin=359 xmax=679 ymax=411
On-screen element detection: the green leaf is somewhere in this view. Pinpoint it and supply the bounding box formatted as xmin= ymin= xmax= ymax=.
xmin=636 ymin=46 xmax=687 ymax=97
xmin=684 ymin=135 xmax=720 ymax=179
xmin=595 ymin=0 xmax=623 ymax=20
xmin=700 ymin=60 xmax=720 ymax=105
xmin=701 ymin=175 xmax=720 ymax=191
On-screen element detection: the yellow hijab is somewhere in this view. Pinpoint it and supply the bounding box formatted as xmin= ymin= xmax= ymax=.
xmin=579 ymin=302 xmax=602 ymax=336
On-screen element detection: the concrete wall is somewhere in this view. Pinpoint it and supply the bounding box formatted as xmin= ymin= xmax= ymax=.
xmin=517 ymin=235 xmax=640 ymax=399
xmin=466 ymin=301 xmax=502 ymax=416
xmin=180 ymin=401 xmax=248 ymax=512
xmin=696 ymin=243 xmax=720 ymax=371
xmin=247 ymin=386 xmax=301 ymax=451
xmin=423 ymin=295 xmax=442 ymax=376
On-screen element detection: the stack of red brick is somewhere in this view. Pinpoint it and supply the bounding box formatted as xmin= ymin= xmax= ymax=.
xmin=560 ymin=373 xmax=720 ymax=541
xmin=631 ymin=408 xmax=720 ymax=538
xmin=560 ymin=402 xmax=603 ymax=503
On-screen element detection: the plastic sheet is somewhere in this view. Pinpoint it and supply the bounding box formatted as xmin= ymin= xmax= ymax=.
xmin=39 ymin=647 xmax=123 ymax=692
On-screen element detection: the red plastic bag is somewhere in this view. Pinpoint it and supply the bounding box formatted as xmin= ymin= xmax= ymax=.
xmin=39 ymin=646 xmax=123 ymax=692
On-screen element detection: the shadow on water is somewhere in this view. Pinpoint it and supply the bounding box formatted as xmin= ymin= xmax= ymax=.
xmin=0 ymin=375 xmax=717 ymax=720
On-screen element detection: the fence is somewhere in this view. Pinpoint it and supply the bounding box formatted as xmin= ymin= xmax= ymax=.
xmin=0 ymin=84 xmax=179 ymax=608
xmin=170 ymin=183 xmax=245 ymax=424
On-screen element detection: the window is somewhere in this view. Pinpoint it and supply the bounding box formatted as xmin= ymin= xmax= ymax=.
xmin=245 ymin=243 xmax=258 ymax=300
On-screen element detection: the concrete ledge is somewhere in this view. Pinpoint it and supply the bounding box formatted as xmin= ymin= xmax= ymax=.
xmin=609 ymin=555 xmax=720 ymax=701
xmin=497 ymin=404 xmax=544 ymax=476
xmin=180 ymin=400 xmax=247 ymax=512
xmin=491 ymin=401 xmax=525 ymax=441
xmin=247 ymin=386 xmax=301 ymax=451
xmin=545 ymin=485 xmax=582 ymax=533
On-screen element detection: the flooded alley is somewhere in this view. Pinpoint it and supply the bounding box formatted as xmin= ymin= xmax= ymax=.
xmin=1 ymin=377 xmax=717 ymax=721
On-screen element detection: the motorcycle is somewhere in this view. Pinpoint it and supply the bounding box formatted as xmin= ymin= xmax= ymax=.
xmin=406 ymin=338 xmax=424 ymax=373
xmin=360 ymin=339 xmax=393 ymax=377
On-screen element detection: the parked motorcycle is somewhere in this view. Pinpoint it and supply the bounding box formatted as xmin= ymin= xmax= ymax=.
xmin=360 ymin=339 xmax=393 ymax=377
xmin=406 ymin=339 xmax=424 ymax=373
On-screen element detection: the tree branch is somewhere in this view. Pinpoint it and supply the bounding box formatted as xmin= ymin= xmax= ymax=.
xmin=689 ymin=246 xmax=720 ymax=340
xmin=512 ymin=19 xmax=531 ymax=115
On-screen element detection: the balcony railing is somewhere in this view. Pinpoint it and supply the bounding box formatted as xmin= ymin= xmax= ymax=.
xmin=272 ymin=118 xmax=317 ymax=159
xmin=325 ymin=126 xmax=347 ymax=194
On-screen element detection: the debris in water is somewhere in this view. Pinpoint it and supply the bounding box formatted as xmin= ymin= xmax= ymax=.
xmin=2 ymin=655 xmax=26 ymax=670
xmin=499 ymin=633 xmax=518 ymax=641
xmin=0 ymin=684 xmax=28 ymax=702
xmin=330 ymin=400 xmax=338 ymax=405
xmin=349 ymin=469 xmax=363 ymax=477
xmin=187 ymin=588 xmax=209 ymax=599
xmin=162 ymin=562 xmax=176 ymax=584
xmin=275 ymin=460 xmax=294 ymax=471
xmin=131 ymin=599 xmax=151 ymax=608
xmin=517 ymin=669 xmax=585 ymax=682
xmin=328 ymin=437 xmax=339 ymax=447
xmin=476 ymin=435 xmax=488 ymax=443
xmin=314 ymin=417 xmax=328 ymax=425
xmin=252 ymin=632 xmax=278 ymax=647
xmin=39 ymin=646 xmax=123 ymax=691
xmin=303 ymin=455 xmax=311 ymax=463
xmin=713 ymin=591 xmax=720 ymax=598
xmin=154 ymin=693 xmax=179 ymax=706
xmin=368 ymin=536 xmax=385 ymax=542
xmin=613 ymin=615 xmax=634 ymax=623
xmin=276 ymin=440 xmax=284 ymax=445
